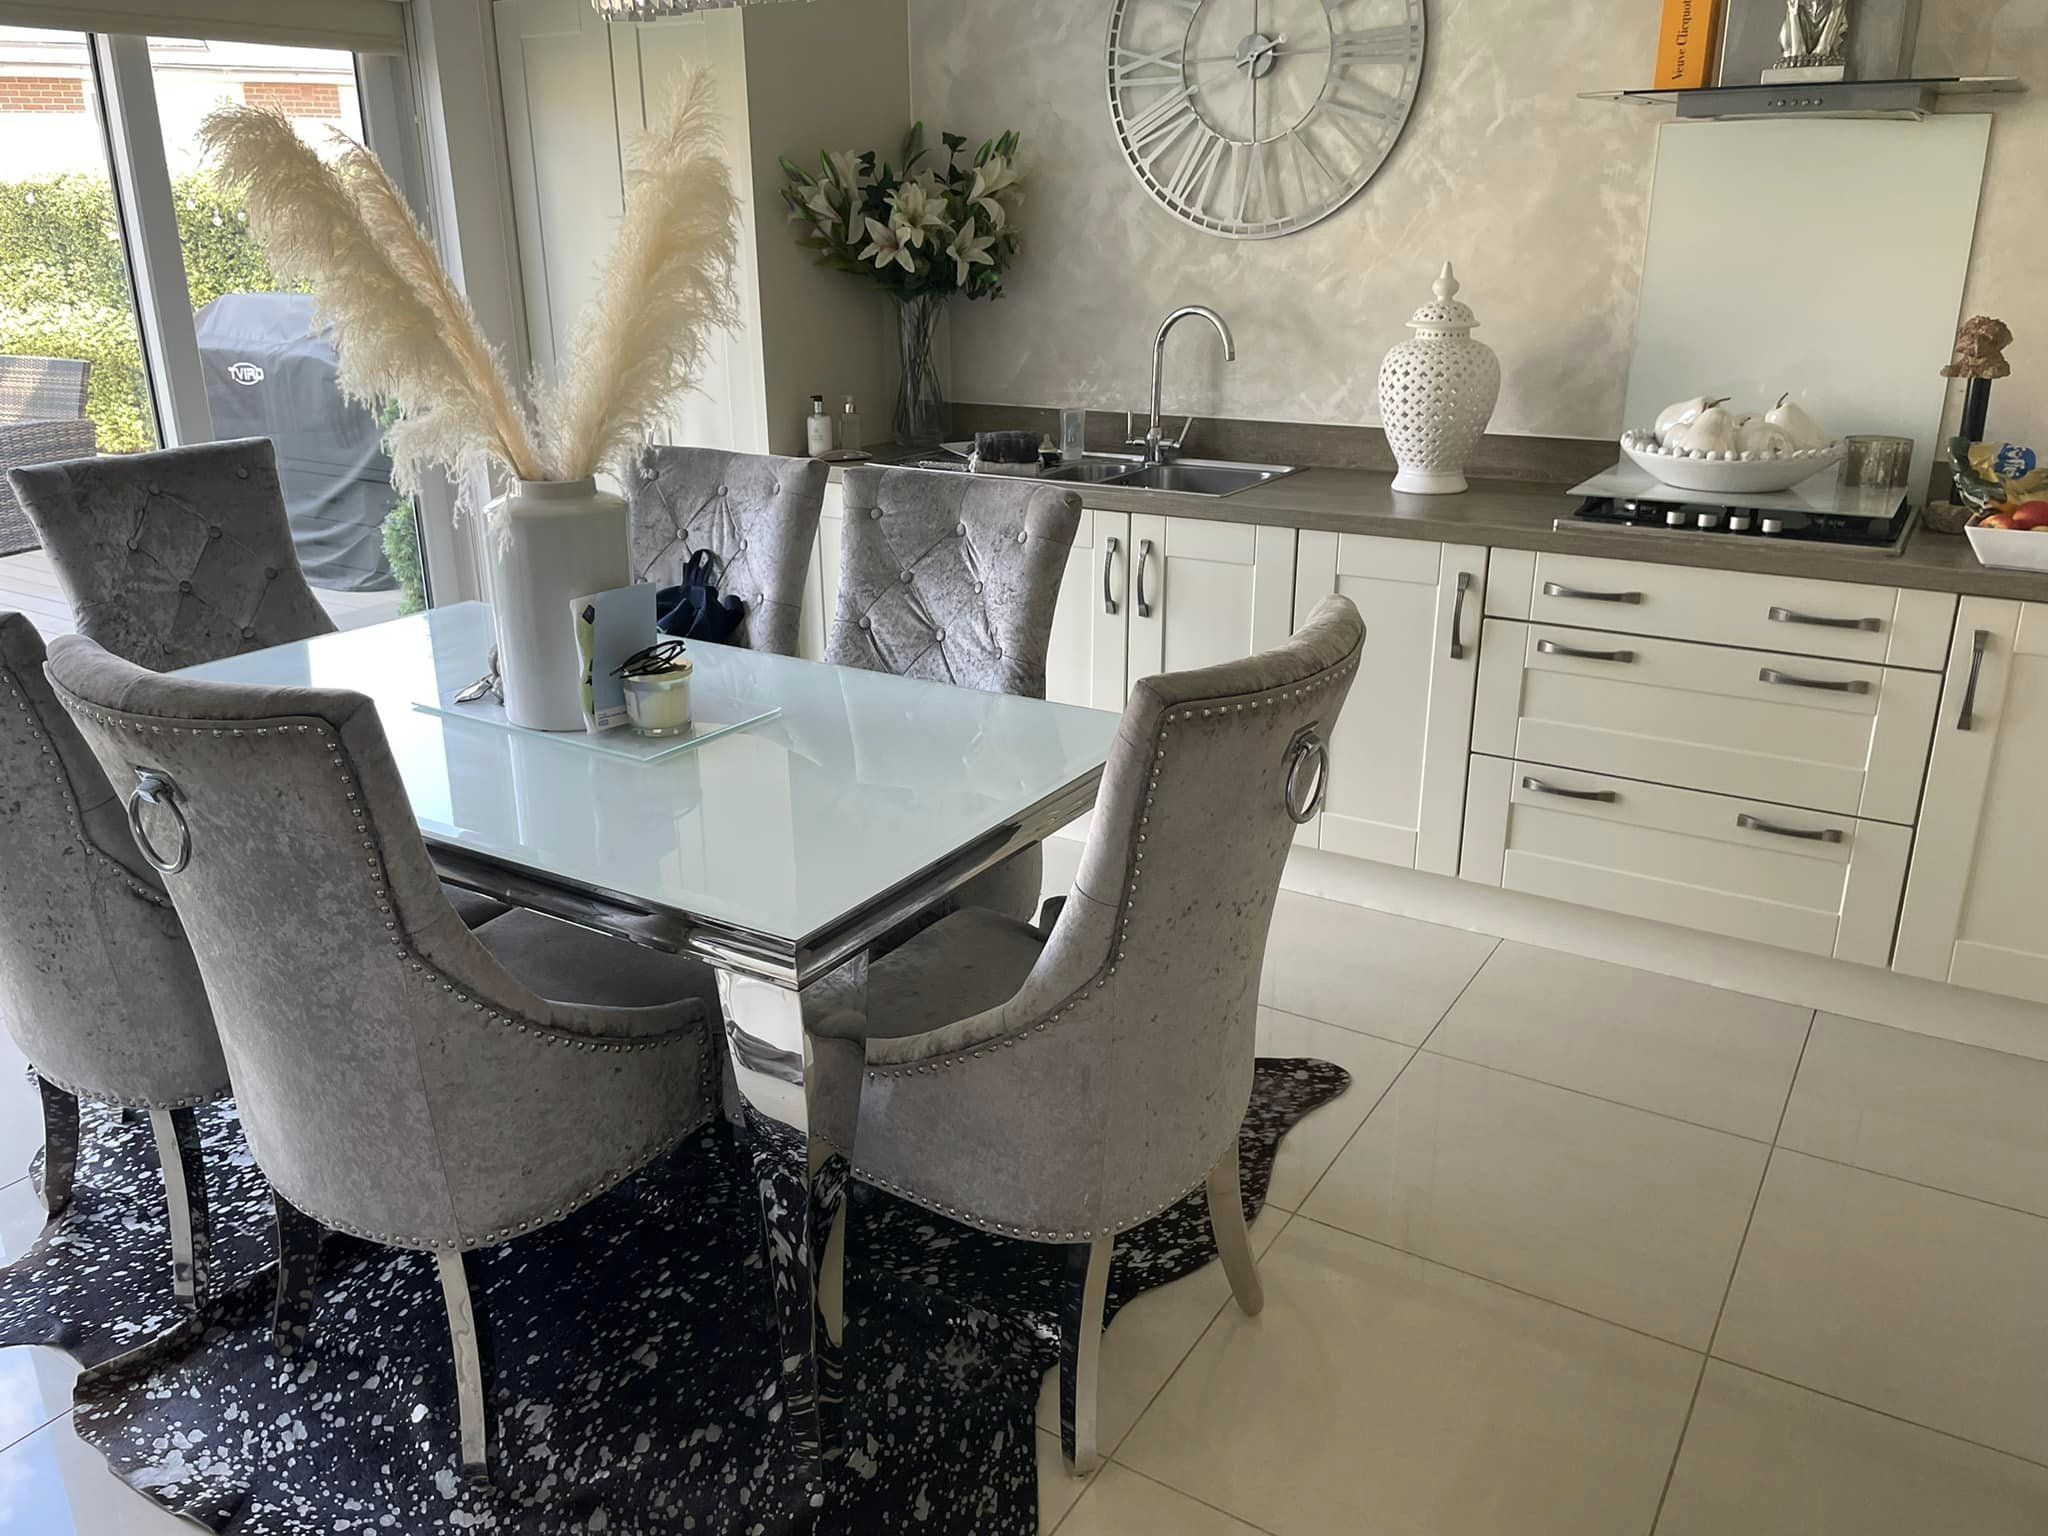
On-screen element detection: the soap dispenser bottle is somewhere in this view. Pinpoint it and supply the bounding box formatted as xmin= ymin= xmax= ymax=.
xmin=805 ymin=395 xmax=833 ymax=457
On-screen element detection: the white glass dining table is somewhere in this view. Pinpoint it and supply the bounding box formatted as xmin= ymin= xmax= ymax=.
xmin=179 ymin=599 xmax=1121 ymax=1474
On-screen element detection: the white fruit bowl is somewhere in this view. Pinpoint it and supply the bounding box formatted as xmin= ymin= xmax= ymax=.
xmin=1621 ymin=429 xmax=1844 ymax=496
xmin=1966 ymin=523 xmax=2048 ymax=573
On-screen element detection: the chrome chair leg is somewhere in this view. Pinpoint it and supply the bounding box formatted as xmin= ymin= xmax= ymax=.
xmin=1059 ymin=1235 xmax=1113 ymax=1476
xmin=436 ymin=1250 xmax=494 ymax=1479
xmin=1205 ymin=1140 xmax=1264 ymax=1317
xmin=33 ymin=1075 xmax=78 ymax=1216
xmin=148 ymin=1107 xmax=209 ymax=1308
xmin=272 ymin=1192 xmax=329 ymax=1354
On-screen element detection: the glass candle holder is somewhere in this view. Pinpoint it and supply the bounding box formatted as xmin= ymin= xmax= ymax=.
xmin=620 ymin=654 xmax=693 ymax=737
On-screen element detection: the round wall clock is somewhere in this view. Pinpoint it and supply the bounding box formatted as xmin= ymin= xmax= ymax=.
xmin=1106 ymin=0 xmax=1426 ymax=239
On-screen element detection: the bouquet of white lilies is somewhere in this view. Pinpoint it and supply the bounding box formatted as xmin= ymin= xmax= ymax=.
xmin=779 ymin=123 xmax=1023 ymax=301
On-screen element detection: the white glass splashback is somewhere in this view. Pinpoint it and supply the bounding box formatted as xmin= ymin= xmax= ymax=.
xmin=179 ymin=603 xmax=1121 ymax=943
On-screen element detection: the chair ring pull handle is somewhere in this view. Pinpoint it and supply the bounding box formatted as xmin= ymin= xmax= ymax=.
xmin=127 ymin=768 xmax=192 ymax=875
xmin=1283 ymin=727 xmax=1328 ymax=825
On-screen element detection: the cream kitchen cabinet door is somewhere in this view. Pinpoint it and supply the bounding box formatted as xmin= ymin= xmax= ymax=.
xmin=1043 ymin=508 xmax=1132 ymax=843
xmin=1895 ymin=600 xmax=2048 ymax=1005
xmin=1293 ymin=533 xmax=1484 ymax=875
xmin=1126 ymin=514 xmax=1296 ymax=684
xmin=1045 ymin=507 xmax=1131 ymax=713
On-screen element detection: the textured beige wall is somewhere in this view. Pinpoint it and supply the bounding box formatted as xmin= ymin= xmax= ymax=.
xmin=1915 ymin=3 xmax=2048 ymax=449
xmin=908 ymin=0 xmax=1663 ymax=439
xmin=908 ymin=0 xmax=2044 ymax=447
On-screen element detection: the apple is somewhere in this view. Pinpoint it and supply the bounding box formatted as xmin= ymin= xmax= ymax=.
xmin=2008 ymin=500 xmax=2048 ymax=531
xmin=1979 ymin=512 xmax=2016 ymax=530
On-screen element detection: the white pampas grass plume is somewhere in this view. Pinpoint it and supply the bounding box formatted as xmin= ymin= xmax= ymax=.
xmin=197 ymin=105 xmax=544 ymax=510
xmin=536 ymin=72 xmax=740 ymax=484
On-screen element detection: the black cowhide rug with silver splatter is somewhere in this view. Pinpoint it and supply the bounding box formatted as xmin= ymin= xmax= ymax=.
xmin=0 ymin=1059 xmax=1347 ymax=1534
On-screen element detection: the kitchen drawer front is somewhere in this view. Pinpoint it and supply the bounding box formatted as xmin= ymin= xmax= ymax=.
xmin=1472 ymin=620 xmax=1941 ymax=823
xmin=1526 ymin=554 xmax=1955 ymax=670
xmin=1460 ymin=756 xmax=1911 ymax=966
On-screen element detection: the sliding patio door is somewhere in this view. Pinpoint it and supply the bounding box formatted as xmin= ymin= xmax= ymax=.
xmin=0 ymin=19 xmax=440 ymax=632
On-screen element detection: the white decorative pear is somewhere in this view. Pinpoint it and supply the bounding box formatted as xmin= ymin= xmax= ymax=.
xmin=1654 ymin=394 xmax=1730 ymax=444
xmin=1736 ymin=418 xmax=1798 ymax=458
xmin=1764 ymin=393 xmax=1831 ymax=451
xmin=1671 ymin=404 xmax=1738 ymax=456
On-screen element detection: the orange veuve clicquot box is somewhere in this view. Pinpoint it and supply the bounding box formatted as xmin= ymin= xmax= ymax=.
xmin=1654 ymin=0 xmax=1723 ymax=89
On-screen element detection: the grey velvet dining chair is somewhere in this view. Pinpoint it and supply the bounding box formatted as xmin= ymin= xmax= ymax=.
xmin=826 ymin=466 xmax=1085 ymax=921
xmin=12 ymin=437 xmax=507 ymax=926
xmin=629 ymin=445 xmax=829 ymax=657
xmin=807 ymin=594 xmax=1364 ymax=1476
xmin=45 ymin=635 xmax=724 ymax=1478
xmin=0 ymin=611 xmax=227 ymax=1307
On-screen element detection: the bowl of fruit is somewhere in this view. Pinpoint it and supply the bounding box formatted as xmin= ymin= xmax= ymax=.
xmin=1621 ymin=394 xmax=1844 ymax=496
xmin=1950 ymin=440 xmax=2048 ymax=571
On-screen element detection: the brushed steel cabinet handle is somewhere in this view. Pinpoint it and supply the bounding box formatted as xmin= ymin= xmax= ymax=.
xmin=1537 ymin=638 xmax=1636 ymax=664
xmin=1136 ymin=538 xmax=1154 ymax=619
xmin=1957 ymin=627 xmax=1991 ymax=732
xmin=1768 ymin=606 xmax=1882 ymax=633
xmin=1758 ymin=667 xmax=1872 ymax=695
xmin=1102 ymin=535 xmax=1120 ymax=616
xmin=1521 ymin=775 xmax=1618 ymax=803
xmin=1448 ymin=571 xmax=1471 ymax=661
xmin=1544 ymin=581 xmax=1642 ymax=604
xmin=1737 ymin=812 xmax=1845 ymax=844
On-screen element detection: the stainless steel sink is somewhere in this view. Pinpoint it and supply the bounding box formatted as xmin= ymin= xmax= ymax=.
xmin=1043 ymin=455 xmax=1148 ymax=486
xmin=1111 ymin=460 xmax=1295 ymax=497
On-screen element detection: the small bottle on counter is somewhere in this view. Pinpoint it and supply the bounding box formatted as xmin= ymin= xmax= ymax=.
xmin=839 ymin=396 xmax=863 ymax=455
xmin=805 ymin=395 xmax=833 ymax=457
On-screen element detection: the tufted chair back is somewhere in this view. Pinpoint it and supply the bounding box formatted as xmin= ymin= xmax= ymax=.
xmin=10 ymin=438 xmax=336 ymax=671
xmin=0 ymin=612 xmax=224 ymax=1107
xmin=854 ymin=596 xmax=1365 ymax=1239
xmin=45 ymin=635 xmax=713 ymax=1252
xmin=826 ymin=467 xmax=1082 ymax=698
xmin=628 ymin=446 xmax=828 ymax=657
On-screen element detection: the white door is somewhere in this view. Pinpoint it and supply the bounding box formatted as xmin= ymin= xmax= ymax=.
xmin=1293 ymin=533 xmax=1483 ymax=875
xmin=1895 ymin=600 xmax=2048 ymax=1004
xmin=1126 ymin=514 xmax=1295 ymax=684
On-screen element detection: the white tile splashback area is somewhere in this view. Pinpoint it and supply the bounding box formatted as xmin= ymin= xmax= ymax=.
xmin=6 ymin=892 xmax=2048 ymax=1532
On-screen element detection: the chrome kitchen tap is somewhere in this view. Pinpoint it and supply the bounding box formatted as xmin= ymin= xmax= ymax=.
xmin=1131 ymin=305 xmax=1236 ymax=466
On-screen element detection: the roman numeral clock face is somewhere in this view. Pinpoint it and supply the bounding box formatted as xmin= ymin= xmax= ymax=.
xmin=1107 ymin=0 xmax=1425 ymax=238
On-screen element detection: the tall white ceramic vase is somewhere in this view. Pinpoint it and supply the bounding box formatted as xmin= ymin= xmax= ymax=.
xmin=486 ymin=477 xmax=630 ymax=731
xmin=1379 ymin=262 xmax=1501 ymax=495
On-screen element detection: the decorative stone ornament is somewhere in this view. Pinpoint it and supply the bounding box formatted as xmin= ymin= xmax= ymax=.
xmin=1379 ymin=262 xmax=1501 ymax=495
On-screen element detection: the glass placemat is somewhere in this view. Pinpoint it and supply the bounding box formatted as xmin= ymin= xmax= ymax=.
xmin=415 ymin=689 xmax=781 ymax=763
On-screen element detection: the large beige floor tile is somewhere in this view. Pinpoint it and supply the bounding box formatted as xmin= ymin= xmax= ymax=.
xmin=1656 ymin=1361 xmax=2048 ymax=1536
xmin=1061 ymin=1465 xmax=1269 ymax=1535
xmin=1259 ymin=893 xmax=1496 ymax=1045
xmin=0 ymin=1180 xmax=77 ymax=1457
xmin=1036 ymin=1210 xmax=1287 ymax=1455
xmin=1427 ymin=943 xmax=1811 ymax=1139
xmin=1036 ymin=1429 xmax=1095 ymax=1533
xmin=1779 ymin=1014 xmax=2048 ymax=1217
xmin=1717 ymin=1150 xmax=2048 ymax=1466
xmin=1255 ymin=1009 xmax=1411 ymax=1212
xmin=1304 ymin=1053 xmax=1766 ymax=1347
xmin=0 ymin=1040 xmax=41 ymax=1194
xmin=1117 ymin=1220 xmax=1699 ymax=1536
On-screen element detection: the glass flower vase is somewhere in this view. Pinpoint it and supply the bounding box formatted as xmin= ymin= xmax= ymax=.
xmin=892 ymin=292 xmax=948 ymax=448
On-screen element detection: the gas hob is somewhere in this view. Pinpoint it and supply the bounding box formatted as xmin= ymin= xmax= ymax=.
xmin=1561 ymin=465 xmax=1916 ymax=555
